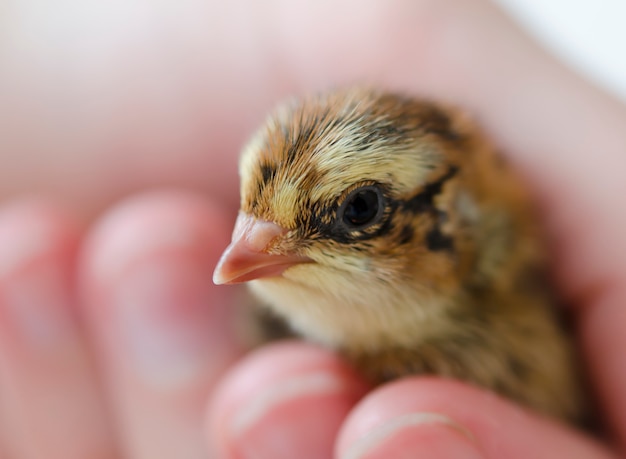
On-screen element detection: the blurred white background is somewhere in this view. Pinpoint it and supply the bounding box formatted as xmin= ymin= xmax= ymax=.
xmin=497 ymin=0 xmax=626 ymax=101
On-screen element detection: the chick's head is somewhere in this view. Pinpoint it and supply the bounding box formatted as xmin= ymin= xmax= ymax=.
xmin=214 ymin=88 xmax=498 ymax=348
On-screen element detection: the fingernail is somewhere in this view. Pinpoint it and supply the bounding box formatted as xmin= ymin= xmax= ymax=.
xmin=230 ymin=372 xmax=352 ymax=459
xmin=113 ymin=258 xmax=228 ymax=388
xmin=342 ymin=412 xmax=482 ymax=459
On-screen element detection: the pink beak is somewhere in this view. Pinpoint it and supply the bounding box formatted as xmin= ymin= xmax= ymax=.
xmin=213 ymin=213 xmax=311 ymax=285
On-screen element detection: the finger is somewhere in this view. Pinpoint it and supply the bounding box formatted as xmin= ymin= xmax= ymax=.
xmin=579 ymin=286 xmax=626 ymax=450
xmin=80 ymin=191 xmax=244 ymax=459
xmin=207 ymin=341 xmax=369 ymax=459
xmin=0 ymin=199 xmax=116 ymax=459
xmin=337 ymin=378 xmax=617 ymax=459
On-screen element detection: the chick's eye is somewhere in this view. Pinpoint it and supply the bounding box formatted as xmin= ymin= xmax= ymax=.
xmin=339 ymin=186 xmax=384 ymax=229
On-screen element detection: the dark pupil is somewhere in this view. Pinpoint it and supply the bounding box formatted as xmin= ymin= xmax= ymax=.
xmin=343 ymin=190 xmax=379 ymax=227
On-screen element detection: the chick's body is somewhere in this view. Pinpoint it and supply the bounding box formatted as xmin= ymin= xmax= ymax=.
xmin=219 ymin=88 xmax=583 ymax=423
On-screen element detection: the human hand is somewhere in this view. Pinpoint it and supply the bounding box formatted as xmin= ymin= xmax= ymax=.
xmin=1 ymin=1 xmax=626 ymax=458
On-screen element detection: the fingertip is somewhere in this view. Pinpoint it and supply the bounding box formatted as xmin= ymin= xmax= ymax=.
xmin=80 ymin=189 xmax=233 ymax=285
xmin=79 ymin=190 xmax=244 ymax=384
xmin=340 ymin=413 xmax=483 ymax=459
xmin=337 ymin=378 xmax=613 ymax=459
xmin=0 ymin=198 xmax=119 ymax=457
xmin=207 ymin=341 xmax=369 ymax=459
xmin=76 ymin=190 xmax=245 ymax=457
xmin=336 ymin=378 xmax=481 ymax=459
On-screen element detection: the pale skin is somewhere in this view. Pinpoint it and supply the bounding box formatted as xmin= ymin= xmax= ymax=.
xmin=0 ymin=1 xmax=625 ymax=458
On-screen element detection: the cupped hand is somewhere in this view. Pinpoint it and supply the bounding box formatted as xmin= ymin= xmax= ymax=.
xmin=1 ymin=0 xmax=626 ymax=458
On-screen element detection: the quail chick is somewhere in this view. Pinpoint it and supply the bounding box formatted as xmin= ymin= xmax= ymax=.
xmin=213 ymin=87 xmax=584 ymax=423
